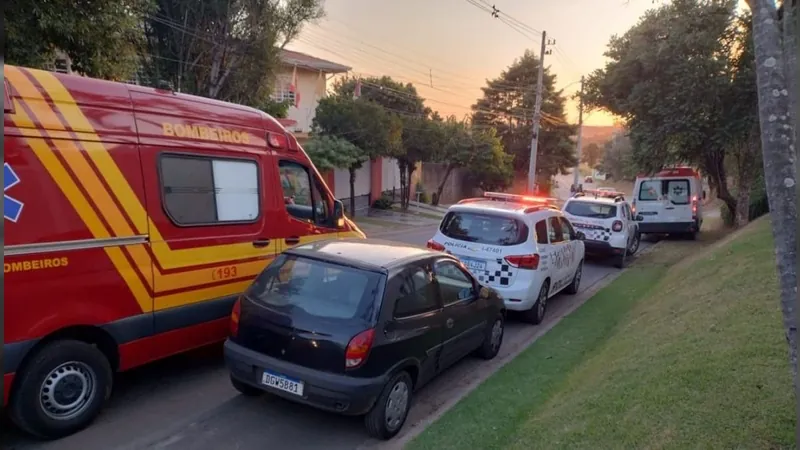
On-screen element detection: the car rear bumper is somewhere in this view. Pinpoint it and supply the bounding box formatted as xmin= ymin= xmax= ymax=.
xmin=582 ymin=239 xmax=626 ymax=255
xmin=224 ymin=339 xmax=385 ymax=416
xmin=639 ymin=221 xmax=697 ymax=234
xmin=494 ymin=280 xmax=541 ymax=311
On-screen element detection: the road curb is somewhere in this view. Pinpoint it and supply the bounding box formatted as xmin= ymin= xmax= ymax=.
xmin=367 ymin=242 xmax=663 ymax=450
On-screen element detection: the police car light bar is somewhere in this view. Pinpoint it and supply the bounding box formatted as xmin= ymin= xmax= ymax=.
xmin=483 ymin=192 xmax=558 ymax=205
xmin=581 ymin=189 xmax=625 ymax=199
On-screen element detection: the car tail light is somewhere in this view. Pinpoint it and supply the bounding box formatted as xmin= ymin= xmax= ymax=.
xmin=612 ymin=220 xmax=623 ymax=232
xmin=427 ymin=240 xmax=445 ymax=251
xmin=230 ymin=297 xmax=242 ymax=337
xmin=691 ymin=195 xmax=698 ymax=214
xmin=504 ymin=254 xmax=540 ymax=270
xmin=345 ymin=328 xmax=375 ymax=369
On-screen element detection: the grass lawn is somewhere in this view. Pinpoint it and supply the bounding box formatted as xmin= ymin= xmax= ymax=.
xmin=408 ymin=218 xmax=794 ymax=450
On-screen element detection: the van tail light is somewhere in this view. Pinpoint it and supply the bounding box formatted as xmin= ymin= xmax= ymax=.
xmin=427 ymin=240 xmax=445 ymax=251
xmin=504 ymin=254 xmax=540 ymax=270
xmin=691 ymin=195 xmax=698 ymax=214
xmin=612 ymin=220 xmax=623 ymax=232
xmin=230 ymin=297 xmax=242 ymax=337
xmin=345 ymin=328 xmax=375 ymax=369
xmin=631 ymin=201 xmax=636 ymax=214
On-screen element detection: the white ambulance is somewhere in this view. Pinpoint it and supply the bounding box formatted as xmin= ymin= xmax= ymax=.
xmin=632 ymin=167 xmax=706 ymax=239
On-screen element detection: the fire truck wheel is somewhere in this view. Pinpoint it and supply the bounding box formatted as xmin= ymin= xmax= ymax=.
xmin=9 ymin=339 xmax=113 ymax=440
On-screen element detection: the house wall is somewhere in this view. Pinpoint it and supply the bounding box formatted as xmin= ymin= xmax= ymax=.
xmin=420 ymin=163 xmax=471 ymax=205
xmin=382 ymin=158 xmax=403 ymax=192
xmin=275 ymin=67 xmax=326 ymax=134
xmin=333 ymin=165 xmax=371 ymax=214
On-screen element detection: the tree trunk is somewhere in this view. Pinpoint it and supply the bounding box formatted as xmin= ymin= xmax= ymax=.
xmin=435 ymin=163 xmax=456 ymax=206
xmin=748 ymin=0 xmax=799 ymax=429
xmin=398 ymin=160 xmax=407 ymax=210
xmin=783 ymin=0 xmax=797 ymax=152
xmin=348 ymin=167 xmax=356 ymax=218
xmin=405 ymin=164 xmax=417 ymax=210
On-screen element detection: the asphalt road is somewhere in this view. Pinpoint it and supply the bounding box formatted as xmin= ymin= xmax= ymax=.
xmin=2 ymin=225 xmax=652 ymax=450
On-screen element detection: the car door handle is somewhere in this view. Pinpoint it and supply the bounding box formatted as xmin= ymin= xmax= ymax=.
xmin=285 ymin=236 xmax=301 ymax=245
xmin=252 ymin=239 xmax=271 ymax=248
xmin=446 ymin=318 xmax=454 ymax=329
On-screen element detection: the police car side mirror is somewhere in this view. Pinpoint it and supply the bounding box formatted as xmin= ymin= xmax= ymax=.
xmin=333 ymin=199 xmax=345 ymax=227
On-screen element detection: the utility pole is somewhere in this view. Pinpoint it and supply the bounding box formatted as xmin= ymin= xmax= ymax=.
xmin=572 ymin=75 xmax=585 ymax=189
xmin=527 ymin=31 xmax=554 ymax=193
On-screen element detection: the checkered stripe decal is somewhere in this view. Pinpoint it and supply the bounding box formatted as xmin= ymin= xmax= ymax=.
xmin=573 ymin=223 xmax=612 ymax=242
xmin=475 ymin=258 xmax=515 ymax=287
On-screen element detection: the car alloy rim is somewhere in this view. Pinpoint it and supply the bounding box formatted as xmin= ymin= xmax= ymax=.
xmin=385 ymin=380 xmax=409 ymax=431
xmin=490 ymin=319 xmax=503 ymax=351
xmin=630 ymin=234 xmax=640 ymax=253
xmin=39 ymin=361 xmax=97 ymax=421
xmin=538 ymin=287 xmax=547 ymax=317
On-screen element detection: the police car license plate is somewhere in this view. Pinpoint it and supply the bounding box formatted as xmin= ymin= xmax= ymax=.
xmin=261 ymin=370 xmax=304 ymax=396
xmin=461 ymin=257 xmax=487 ymax=272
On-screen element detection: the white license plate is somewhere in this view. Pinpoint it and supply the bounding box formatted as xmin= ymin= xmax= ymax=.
xmin=461 ymin=257 xmax=487 ymax=271
xmin=261 ymin=370 xmax=304 ymax=396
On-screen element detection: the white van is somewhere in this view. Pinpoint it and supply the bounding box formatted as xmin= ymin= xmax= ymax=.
xmin=631 ymin=167 xmax=706 ymax=239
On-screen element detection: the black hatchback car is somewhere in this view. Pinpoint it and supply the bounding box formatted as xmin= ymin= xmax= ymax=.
xmin=224 ymin=238 xmax=505 ymax=439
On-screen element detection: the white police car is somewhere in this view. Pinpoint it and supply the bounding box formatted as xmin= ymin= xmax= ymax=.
xmin=427 ymin=192 xmax=585 ymax=325
xmin=561 ymin=189 xmax=642 ymax=268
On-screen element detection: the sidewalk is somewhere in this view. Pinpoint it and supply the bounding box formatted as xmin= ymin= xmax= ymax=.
xmin=352 ymin=206 xmax=443 ymax=235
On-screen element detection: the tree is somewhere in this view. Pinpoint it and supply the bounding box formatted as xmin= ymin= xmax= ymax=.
xmin=141 ymin=0 xmax=323 ymax=106
xmin=5 ymin=0 xmax=152 ymax=80
xmin=598 ymin=132 xmax=636 ymax=181
xmin=304 ymin=136 xmax=368 ymax=216
xmin=472 ymin=50 xmax=577 ymax=184
xmin=312 ymin=95 xmax=399 ymax=215
xmin=430 ymin=117 xmax=474 ymax=205
xmin=334 ymin=76 xmax=432 ymax=209
xmin=745 ymin=0 xmax=798 ymax=424
xmin=463 ymin=128 xmax=515 ymax=192
xmin=581 ymin=143 xmax=603 ymax=169
xmin=583 ymin=0 xmax=749 ymax=218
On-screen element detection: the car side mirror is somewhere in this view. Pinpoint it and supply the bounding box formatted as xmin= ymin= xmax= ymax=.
xmin=635 ymin=214 xmax=644 ymax=221
xmin=574 ymin=231 xmax=586 ymax=240
xmin=479 ymin=286 xmax=490 ymax=299
xmin=333 ymin=199 xmax=345 ymax=227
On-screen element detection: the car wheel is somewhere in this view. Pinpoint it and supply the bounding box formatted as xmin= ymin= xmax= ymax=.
xmin=9 ymin=340 xmax=113 ymax=440
xmin=230 ymin=376 xmax=263 ymax=397
xmin=627 ymin=232 xmax=641 ymax=255
xmin=477 ymin=315 xmax=505 ymax=360
xmin=364 ymin=371 xmax=413 ymax=440
xmin=523 ymin=281 xmax=549 ymax=325
xmin=564 ymin=261 xmax=582 ymax=295
xmin=614 ymin=248 xmax=627 ymax=269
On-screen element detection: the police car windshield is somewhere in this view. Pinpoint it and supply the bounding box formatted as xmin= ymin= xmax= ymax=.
xmin=440 ymin=211 xmax=528 ymax=246
xmin=565 ymin=201 xmax=617 ymax=219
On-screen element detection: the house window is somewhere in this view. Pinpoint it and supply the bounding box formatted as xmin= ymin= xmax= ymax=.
xmin=271 ymin=85 xmax=296 ymax=104
xmin=159 ymin=154 xmax=260 ymax=225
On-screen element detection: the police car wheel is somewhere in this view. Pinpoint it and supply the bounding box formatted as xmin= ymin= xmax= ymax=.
xmin=9 ymin=339 xmax=112 ymax=440
xmin=628 ymin=232 xmax=641 ymax=255
xmin=614 ymin=250 xmax=627 ymax=269
xmin=523 ymin=282 xmax=549 ymax=325
xmin=564 ymin=261 xmax=582 ymax=295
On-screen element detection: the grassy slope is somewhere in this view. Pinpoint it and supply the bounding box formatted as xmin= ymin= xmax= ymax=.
xmin=408 ymin=218 xmax=794 ymax=450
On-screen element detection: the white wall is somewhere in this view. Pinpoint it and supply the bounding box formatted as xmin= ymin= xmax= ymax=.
xmin=333 ymin=166 xmax=371 ymax=199
xmin=275 ymin=67 xmax=326 ymax=133
xmin=382 ymin=158 xmax=402 ymax=191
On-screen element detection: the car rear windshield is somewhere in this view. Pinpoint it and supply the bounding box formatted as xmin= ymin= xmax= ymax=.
xmin=565 ymin=201 xmax=617 ymax=219
xmin=440 ymin=211 xmax=529 ymax=246
xmin=638 ymin=178 xmax=691 ymax=204
xmin=244 ymin=255 xmax=382 ymax=322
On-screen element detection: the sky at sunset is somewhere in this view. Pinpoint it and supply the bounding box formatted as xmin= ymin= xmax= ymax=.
xmin=287 ymin=0 xmax=657 ymax=127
